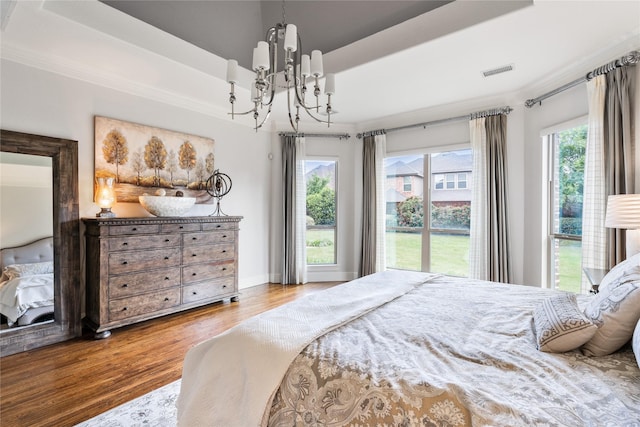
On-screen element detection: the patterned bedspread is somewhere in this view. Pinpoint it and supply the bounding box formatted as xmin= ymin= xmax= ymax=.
xmin=268 ymin=276 xmax=640 ymax=426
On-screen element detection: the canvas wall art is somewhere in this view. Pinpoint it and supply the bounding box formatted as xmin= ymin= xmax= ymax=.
xmin=94 ymin=116 xmax=215 ymax=203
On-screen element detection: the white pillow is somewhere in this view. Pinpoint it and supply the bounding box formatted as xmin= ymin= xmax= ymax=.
xmin=598 ymin=252 xmax=640 ymax=294
xmin=533 ymin=293 xmax=597 ymax=353
xmin=582 ymin=267 xmax=640 ymax=357
xmin=1 ymin=261 xmax=54 ymax=281
xmin=633 ymin=318 xmax=640 ymax=369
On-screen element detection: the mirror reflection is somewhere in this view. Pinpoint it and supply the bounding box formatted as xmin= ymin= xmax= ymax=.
xmin=0 ymin=152 xmax=54 ymax=331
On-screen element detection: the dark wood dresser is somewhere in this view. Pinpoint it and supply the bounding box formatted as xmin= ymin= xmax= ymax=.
xmin=83 ymin=216 xmax=241 ymax=338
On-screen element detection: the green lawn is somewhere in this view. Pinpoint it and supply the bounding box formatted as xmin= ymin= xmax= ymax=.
xmin=307 ymin=230 xmax=583 ymax=292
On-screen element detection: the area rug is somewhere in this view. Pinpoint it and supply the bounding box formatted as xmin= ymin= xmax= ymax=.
xmin=76 ymin=380 xmax=180 ymax=426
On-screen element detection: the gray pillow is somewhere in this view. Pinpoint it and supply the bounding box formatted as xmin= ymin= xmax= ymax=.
xmin=533 ymin=293 xmax=597 ymax=353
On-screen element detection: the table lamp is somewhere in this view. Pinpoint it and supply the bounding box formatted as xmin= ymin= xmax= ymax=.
xmin=604 ymin=194 xmax=640 ymax=257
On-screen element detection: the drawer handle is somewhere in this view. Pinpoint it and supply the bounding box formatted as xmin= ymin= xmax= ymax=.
xmin=164 ymin=297 xmax=170 ymax=301
xmin=192 ymin=273 xmax=197 ymax=276
xmin=222 ymin=250 xmax=227 ymax=253
xmin=179 ymin=226 xmax=184 ymax=229
xmin=223 ymin=235 xmax=227 ymax=238
xmin=122 ymin=284 xmax=128 ymax=288
xmin=164 ymin=277 xmax=170 ymax=280
xmin=222 ymin=267 xmax=227 ymax=271
xmin=132 ymin=227 xmax=137 ymax=231
xmin=192 ymin=291 xmax=197 ymax=295
xmin=165 ymin=239 xmax=170 ymax=242
xmin=122 ymin=307 xmax=127 ymax=311
xmin=216 ymin=224 xmax=221 ymax=228
xmin=192 ymin=237 xmax=197 ymax=241
xmin=122 ymin=261 xmax=128 ymax=265
xmin=122 ymin=242 xmax=128 ymax=246
xmin=164 ymin=256 xmax=169 ymax=260
xmin=192 ymin=254 xmax=197 ymax=257
xmin=223 ymin=285 xmax=227 ymax=289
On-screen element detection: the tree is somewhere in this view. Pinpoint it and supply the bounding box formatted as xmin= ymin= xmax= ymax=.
xmin=166 ymin=150 xmax=178 ymax=185
xmin=101 ymin=129 xmax=129 ymax=183
xmin=306 ymin=175 xmax=335 ymax=225
xmin=397 ymin=196 xmax=424 ymax=227
xmin=144 ymin=136 xmax=167 ymax=186
xmin=179 ymin=141 xmax=197 ymax=184
xmin=205 ymin=152 xmax=215 ymax=178
xmin=130 ymin=148 xmax=146 ymax=186
xmin=558 ymin=125 xmax=586 ymax=218
xmin=194 ymin=159 xmax=206 ymax=189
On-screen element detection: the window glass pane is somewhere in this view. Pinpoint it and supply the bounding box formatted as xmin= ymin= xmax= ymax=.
xmin=385 ymin=155 xmax=423 ymax=270
xmin=430 ymin=149 xmax=471 ymax=276
xmin=446 ymin=173 xmax=455 ymax=189
xmin=548 ymin=124 xmax=586 ymax=292
xmin=305 ymin=160 xmax=336 ymax=265
xmin=403 ymin=176 xmax=411 ymax=192
xmin=434 ymin=174 xmax=444 ymax=190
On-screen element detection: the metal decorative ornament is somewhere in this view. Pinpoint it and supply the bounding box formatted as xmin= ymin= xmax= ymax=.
xmin=206 ymin=170 xmax=233 ymax=216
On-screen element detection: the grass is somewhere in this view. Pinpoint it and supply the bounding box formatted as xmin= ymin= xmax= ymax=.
xmin=307 ymin=230 xmax=583 ymax=292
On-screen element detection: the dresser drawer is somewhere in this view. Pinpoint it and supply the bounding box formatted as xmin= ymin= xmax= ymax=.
xmin=109 ymin=288 xmax=181 ymax=321
xmin=109 ymin=224 xmax=160 ymax=236
xmin=108 ymin=247 xmax=181 ymax=274
xmin=108 ymin=234 xmax=180 ymax=252
xmin=182 ymin=261 xmax=235 ymax=284
xmin=161 ymin=223 xmax=201 ymax=233
xmin=182 ymin=243 xmax=235 ymax=265
xmin=202 ymin=222 xmax=237 ymax=232
xmin=182 ymin=277 xmax=235 ymax=304
xmin=183 ymin=231 xmax=234 ymax=246
xmin=109 ymin=268 xmax=181 ymax=299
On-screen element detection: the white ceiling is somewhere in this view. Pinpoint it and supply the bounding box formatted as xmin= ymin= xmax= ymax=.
xmin=1 ymin=0 xmax=639 ymax=131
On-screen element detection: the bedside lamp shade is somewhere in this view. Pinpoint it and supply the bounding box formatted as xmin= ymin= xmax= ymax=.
xmin=605 ymin=194 xmax=640 ymax=257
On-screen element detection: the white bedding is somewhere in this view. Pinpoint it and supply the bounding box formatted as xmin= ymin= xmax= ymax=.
xmin=0 ymin=273 xmax=54 ymax=324
xmin=177 ymin=270 xmax=438 ymax=426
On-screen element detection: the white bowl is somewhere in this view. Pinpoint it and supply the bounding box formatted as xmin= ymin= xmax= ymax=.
xmin=139 ymin=195 xmax=196 ymax=217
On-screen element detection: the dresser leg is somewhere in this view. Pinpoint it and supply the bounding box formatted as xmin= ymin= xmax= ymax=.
xmin=230 ymin=295 xmax=240 ymax=302
xmin=94 ymin=330 xmax=111 ymax=340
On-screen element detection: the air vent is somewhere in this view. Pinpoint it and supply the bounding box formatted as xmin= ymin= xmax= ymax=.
xmin=482 ymin=64 xmax=514 ymax=77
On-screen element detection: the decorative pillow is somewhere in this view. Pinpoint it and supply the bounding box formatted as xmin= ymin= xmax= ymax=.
xmin=633 ymin=318 xmax=640 ymax=369
xmin=582 ymin=270 xmax=640 ymax=357
xmin=533 ymin=293 xmax=598 ymax=353
xmin=598 ymin=252 xmax=640 ymax=294
xmin=1 ymin=261 xmax=54 ymax=281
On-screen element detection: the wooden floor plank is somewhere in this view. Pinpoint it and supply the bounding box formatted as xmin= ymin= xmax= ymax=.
xmin=0 ymin=282 xmax=340 ymax=426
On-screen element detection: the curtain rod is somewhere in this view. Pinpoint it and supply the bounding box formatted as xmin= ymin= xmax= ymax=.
xmin=356 ymin=106 xmax=513 ymax=139
xmin=525 ymin=50 xmax=639 ymax=108
xmin=279 ymin=132 xmax=351 ymax=140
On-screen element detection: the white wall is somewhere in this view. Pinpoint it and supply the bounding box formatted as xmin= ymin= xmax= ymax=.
xmin=0 ymin=59 xmax=271 ymax=289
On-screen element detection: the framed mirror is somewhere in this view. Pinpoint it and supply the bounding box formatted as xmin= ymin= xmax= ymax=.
xmin=0 ymin=129 xmax=81 ymax=356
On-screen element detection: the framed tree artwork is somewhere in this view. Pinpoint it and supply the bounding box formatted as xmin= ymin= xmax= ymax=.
xmin=94 ymin=116 xmax=215 ymax=203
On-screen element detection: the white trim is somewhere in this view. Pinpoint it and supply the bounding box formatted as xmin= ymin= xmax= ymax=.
xmin=386 ymin=142 xmax=470 ymax=158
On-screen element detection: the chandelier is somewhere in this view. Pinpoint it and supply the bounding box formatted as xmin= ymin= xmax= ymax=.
xmin=225 ymin=2 xmax=335 ymax=132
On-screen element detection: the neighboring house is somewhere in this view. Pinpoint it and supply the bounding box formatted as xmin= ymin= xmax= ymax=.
xmin=385 ymin=151 xmax=472 ymax=214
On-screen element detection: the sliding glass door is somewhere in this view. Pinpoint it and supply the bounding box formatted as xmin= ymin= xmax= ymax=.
xmin=385 ymin=149 xmax=471 ymax=276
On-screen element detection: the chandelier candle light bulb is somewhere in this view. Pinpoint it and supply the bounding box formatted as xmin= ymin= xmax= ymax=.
xmin=225 ymin=4 xmax=336 ymax=132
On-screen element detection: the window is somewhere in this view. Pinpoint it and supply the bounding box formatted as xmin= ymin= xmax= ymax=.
xmin=458 ymin=173 xmax=467 ymax=189
xmin=385 ymin=149 xmax=471 ymax=276
xmin=305 ymin=160 xmax=337 ymax=265
xmin=546 ymin=122 xmax=587 ymax=292
xmin=403 ymin=176 xmax=411 ymax=192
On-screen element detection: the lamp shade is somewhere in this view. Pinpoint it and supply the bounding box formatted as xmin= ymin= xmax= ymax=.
xmin=605 ymin=194 xmax=640 ymax=229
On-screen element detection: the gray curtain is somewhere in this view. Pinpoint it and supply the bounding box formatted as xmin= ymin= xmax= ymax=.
xmin=604 ymin=66 xmax=636 ymax=266
xmin=485 ymin=114 xmax=512 ymax=283
xmin=281 ymin=135 xmax=298 ymax=284
xmin=359 ymin=135 xmax=377 ymax=276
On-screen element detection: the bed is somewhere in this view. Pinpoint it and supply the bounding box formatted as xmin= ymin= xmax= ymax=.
xmin=0 ymin=237 xmax=55 ymax=327
xmin=177 ymin=261 xmax=640 ymax=426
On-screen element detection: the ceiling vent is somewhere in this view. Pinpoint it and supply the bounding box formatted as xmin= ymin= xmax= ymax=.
xmin=482 ymin=64 xmax=514 ymax=77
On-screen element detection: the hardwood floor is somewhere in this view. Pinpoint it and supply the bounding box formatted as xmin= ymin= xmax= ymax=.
xmin=0 ymin=281 xmax=340 ymax=427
